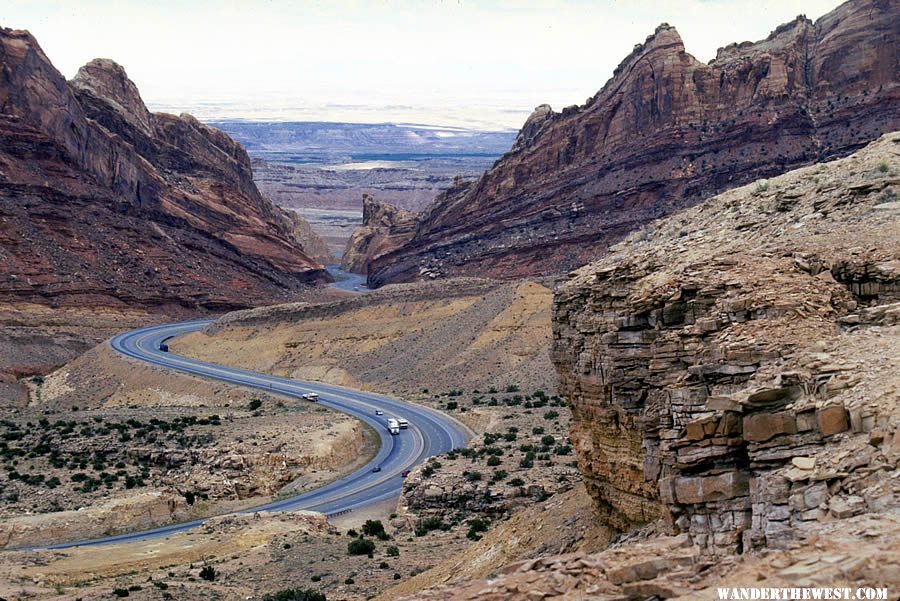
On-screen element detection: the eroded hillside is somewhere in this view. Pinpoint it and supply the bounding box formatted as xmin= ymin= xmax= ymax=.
xmin=0 ymin=28 xmax=339 ymax=404
xmin=0 ymin=32 xmax=330 ymax=309
xmin=379 ymin=132 xmax=900 ymax=601
xmin=174 ymin=278 xmax=557 ymax=395
xmin=0 ymin=343 xmax=374 ymax=549
xmin=367 ymin=0 xmax=899 ymax=287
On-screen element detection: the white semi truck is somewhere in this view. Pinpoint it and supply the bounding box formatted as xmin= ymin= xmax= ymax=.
xmin=387 ymin=418 xmax=400 ymax=435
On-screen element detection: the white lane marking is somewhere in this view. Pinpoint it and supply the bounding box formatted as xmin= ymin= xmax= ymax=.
xmin=121 ymin=325 xmax=429 ymax=502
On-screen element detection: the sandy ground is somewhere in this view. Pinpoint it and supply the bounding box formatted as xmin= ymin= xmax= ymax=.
xmin=173 ymin=279 xmax=557 ymax=396
xmin=0 ymin=342 xmax=378 ymax=549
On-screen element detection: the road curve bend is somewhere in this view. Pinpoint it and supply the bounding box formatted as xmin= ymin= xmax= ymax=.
xmin=39 ymin=319 xmax=470 ymax=550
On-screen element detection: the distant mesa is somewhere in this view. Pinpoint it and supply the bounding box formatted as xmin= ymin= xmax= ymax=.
xmin=0 ymin=27 xmax=330 ymax=311
xmin=365 ymin=0 xmax=900 ymax=288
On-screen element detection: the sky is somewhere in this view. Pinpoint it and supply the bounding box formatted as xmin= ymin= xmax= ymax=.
xmin=5 ymin=0 xmax=844 ymax=130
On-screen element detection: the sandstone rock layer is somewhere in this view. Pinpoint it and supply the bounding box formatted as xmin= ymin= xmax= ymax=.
xmin=369 ymin=0 xmax=899 ymax=287
xmin=0 ymin=30 xmax=328 ymax=310
xmin=552 ymin=132 xmax=899 ymax=555
xmin=341 ymin=194 xmax=417 ymax=274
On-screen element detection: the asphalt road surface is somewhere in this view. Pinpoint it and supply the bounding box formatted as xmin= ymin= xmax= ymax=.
xmin=36 ymin=319 xmax=469 ymax=549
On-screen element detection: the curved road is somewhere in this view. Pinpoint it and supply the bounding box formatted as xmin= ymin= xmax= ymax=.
xmin=38 ymin=319 xmax=469 ymax=550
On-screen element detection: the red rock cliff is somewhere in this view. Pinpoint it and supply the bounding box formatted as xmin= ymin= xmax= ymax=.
xmin=0 ymin=30 xmax=329 ymax=310
xmin=340 ymin=194 xmax=417 ymax=274
xmin=368 ymin=0 xmax=899 ymax=287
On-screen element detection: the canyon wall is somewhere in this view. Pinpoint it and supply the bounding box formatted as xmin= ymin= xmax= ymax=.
xmin=0 ymin=30 xmax=328 ymax=310
xmin=369 ymin=0 xmax=899 ymax=287
xmin=551 ymin=133 xmax=899 ymax=554
xmin=341 ymin=194 xmax=417 ymax=274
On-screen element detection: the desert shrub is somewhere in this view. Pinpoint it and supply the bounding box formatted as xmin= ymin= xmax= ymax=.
xmin=362 ymin=520 xmax=388 ymax=540
xmin=415 ymin=517 xmax=449 ymax=537
xmin=263 ymin=589 xmax=326 ymax=601
xmin=347 ymin=538 xmax=376 ymax=556
xmin=466 ymin=518 xmax=489 ymax=540
xmin=199 ymin=565 xmax=217 ymax=581
xmin=483 ymin=433 xmax=500 ymax=445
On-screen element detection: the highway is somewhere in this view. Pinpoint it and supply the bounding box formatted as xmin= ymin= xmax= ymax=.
xmin=37 ymin=319 xmax=470 ymax=550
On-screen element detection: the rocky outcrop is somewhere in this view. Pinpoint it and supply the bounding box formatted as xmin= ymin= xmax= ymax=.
xmin=552 ymin=133 xmax=899 ymax=555
xmin=281 ymin=206 xmax=333 ymax=265
xmin=399 ymin=514 xmax=900 ymax=600
xmin=341 ymin=194 xmax=417 ymax=274
xmin=0 ymin=29 xmax=328 ymax=310
xmin=369 ymin=0 xmax=899 ymax=287
xmin=0 ymin=490 xmax=192 ymax=550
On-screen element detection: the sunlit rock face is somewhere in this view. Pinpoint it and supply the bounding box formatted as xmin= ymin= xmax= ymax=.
xmin=0 ymin=29 xmax=329 ymax=310
xmin=369 ymin=0 xmax=899 ymax=287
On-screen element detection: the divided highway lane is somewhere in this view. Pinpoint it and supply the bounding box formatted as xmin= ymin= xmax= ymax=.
xmin=37 ymin=319 xmax=470 ymax=550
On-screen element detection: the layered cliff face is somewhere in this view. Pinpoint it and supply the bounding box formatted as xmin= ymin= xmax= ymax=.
xmin=369 ymin=0 xmax=899 ymax=287
xmin=280 ymin=206 xmax=333 ymax=265
xmin=340 ymin=194 xmax=417 ymax=274
xmin=0 ymin=29 xmax=329 ymax=310
xmin=552 ymin=132 xmax=899 ymax=555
